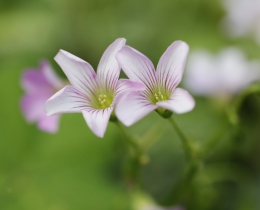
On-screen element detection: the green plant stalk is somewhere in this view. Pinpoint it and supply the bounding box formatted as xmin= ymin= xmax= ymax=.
xmin=168 ymin=117 xmax=193 ymax=160
xmin=114 ymin=121 xmax=141 ymax=155
xmin=114 ymin=121 xmax=144 ymax=190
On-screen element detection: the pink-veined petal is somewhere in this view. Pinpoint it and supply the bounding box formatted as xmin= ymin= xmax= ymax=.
xmin=115 ymin=92 xmax=157 ymax=126
xmin=97 ymin=38 xmax=126 ymax=91
xmin=40 ymin=60 xmax=64 ymax=89
xmin=45 ymin=86 xmax=91 ymax=116
xmin=54 ymin=50 xmax=98 ymax=96
xmin=156 ymin=88 xmax=195 ymax=114
xmin=156 ymin=41 xmax=189 ymax=92
xmin=21 ymin=91 xmax=52 ymax=122
xmin=116 ymin=45 xmax=157 ymax=90
xmin=21 ymin=69 xmax=51 ymax=93
xmin=82 ymin=108 xmax=113 ymax=138
xmin=38 ymin=115 xmax=60 ymax=133
xmin=114 ymin=79 xmax=146 ymax=103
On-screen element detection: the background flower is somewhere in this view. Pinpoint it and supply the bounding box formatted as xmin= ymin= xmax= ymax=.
xmin=184 ymin=47 xmax=260 ymax=97
xmin=221 ymin=0 xmax=260 ymax=44
xmin=21 ymin=60 xmax=64 ymax=133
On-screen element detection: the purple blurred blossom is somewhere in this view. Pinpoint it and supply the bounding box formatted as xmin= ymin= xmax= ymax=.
xmin=115 ymin=40 xmax=195 ymax=126
xmin=21 ymin=60 xmax=64 ymax=133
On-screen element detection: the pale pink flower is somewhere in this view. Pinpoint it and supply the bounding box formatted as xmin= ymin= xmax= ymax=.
xmin=222 ymin=0 xmax=260 ymax=44
xmin=21 ymin=61 xmax=64 ymax=133
xmin=115 ymin=41 xmax=195 ymax=126
xmin=184 ymin=48 xmax=260 ymax=97
xmin=45 ymin=38 xmax=144 ymax=138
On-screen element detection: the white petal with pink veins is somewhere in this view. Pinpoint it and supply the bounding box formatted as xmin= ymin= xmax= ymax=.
xmin=97 ymin=38 xmax=126 ymax=90
xmin=54 ymin=50 xmax=98 ymax=96
xmin=45 ymin=86 xmax=91 ymax=116
xmin=156 ymin=88 xmax=195 ymax=114
xmin=116 ymin=46 xmax=157 ymax=89
xmin=116 ymin=91 xmax=157 ymax=126
xmin=156 ymin=41 xmax=189 ymax=92
xmin=115 ymin=79 xmax=146 ymax=103
xmin=82 ymin=108 xmax=113 ymax=138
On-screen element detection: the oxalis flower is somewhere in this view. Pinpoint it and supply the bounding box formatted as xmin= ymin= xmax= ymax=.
xmin=21 ymin=60 xmax=64 ymax=133
xmin=184 ymin=47 xmax=260 ymax=98
xmin=221 ymin=0 xmax=260 ymax=45
xmin=115 ymin=40 xmax=195 ymax=126
xmin=45 ymin=38 xmax=144 ymax=138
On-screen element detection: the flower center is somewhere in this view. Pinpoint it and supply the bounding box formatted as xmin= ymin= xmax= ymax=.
xmin=98 ymin=94 xmax=112 ymax=108
xmin=154 ymin=91 xmax=165 ymax=101
xmin=91 ymin=91 xmax=114 ymax=110
xmin=148 ymin=88 xmax=171 ymax=104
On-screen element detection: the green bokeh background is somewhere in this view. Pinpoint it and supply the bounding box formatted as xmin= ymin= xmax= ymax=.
xmin=1 ymin=0 xmax=260 ymax=209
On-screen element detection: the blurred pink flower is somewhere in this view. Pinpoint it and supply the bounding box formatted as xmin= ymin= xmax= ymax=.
xmin=45 ymin=38 xmax=144 ymax=138
xmin=115 ymin=40 xmax=195 ymax=126
xmin=222 ymin=0 xmax=260 ymax=44
xmin=184 ymin=48 xmax=260 ymax=97
xmin=21 ymin=60 xmax=64 ymax=133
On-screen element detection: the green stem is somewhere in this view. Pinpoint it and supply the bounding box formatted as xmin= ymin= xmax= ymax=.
xmin=114 ymin=121 xmax=144 ymax=190
xmin=168 ymin=117 xmax=193 ymax=160
xmin=163 ymin=159 xmax=201 ymax=205
xmin=114 ymin=121 xmax=141 ymax=154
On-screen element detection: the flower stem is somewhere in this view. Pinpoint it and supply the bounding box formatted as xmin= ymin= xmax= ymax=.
xmin=115 ymin=121 xmax=141 ymax=154
xmin=168 ymin=117 xmax=193 ymax=160
xmin=114 ymin=121 xmax=144 ymax=190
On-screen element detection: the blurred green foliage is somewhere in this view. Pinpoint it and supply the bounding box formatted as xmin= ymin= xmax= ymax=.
xmin=1 ymin=0 xmax=260 ymax=210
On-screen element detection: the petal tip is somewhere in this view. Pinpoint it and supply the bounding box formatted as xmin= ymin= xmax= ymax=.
xmin=115 ymin=37 xmax=126 ymax=44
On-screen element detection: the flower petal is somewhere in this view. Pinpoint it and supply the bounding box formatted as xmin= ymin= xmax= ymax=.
xmin=115 ymin=92 xmax=157 ymax=126
xmin=21 ymin=69 xmax=51 ymax=93
xmin=156 ymin=41 xmax=189 ymax=92
xmin=156 ymin=88 xmax=195 ymax=114
xmin=114 ymin=79 xmax=146 ymax=103
xmin=21 ymin=91 xmax=52 ymax=122
xmin=54 ymin=50 xmax=98 ymax=96
xmin=40 ymin=60 xmax=64 ymax=89
xmin=38 ymin=115 xmax=60 ymax=133
xmin=45 ymin=86 xmax=91 ymax=116
xmin=82 ymin=108 xmax=113 ymax=138
xmin=97 ymin=38 xmax=126 ymax=90
xmin=116 ymin=45 xmax=157 ymax=89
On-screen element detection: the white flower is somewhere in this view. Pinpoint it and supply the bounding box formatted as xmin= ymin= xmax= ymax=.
xmin=45 ymin=38 xmax=144 ymax=137
xmin=184 ymin=47 xmax=260 ymax=97
xmin=222 ymin=0 xmax=260 ymax=44
xmin=116 ymin=41 xmax=195 ymax=126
